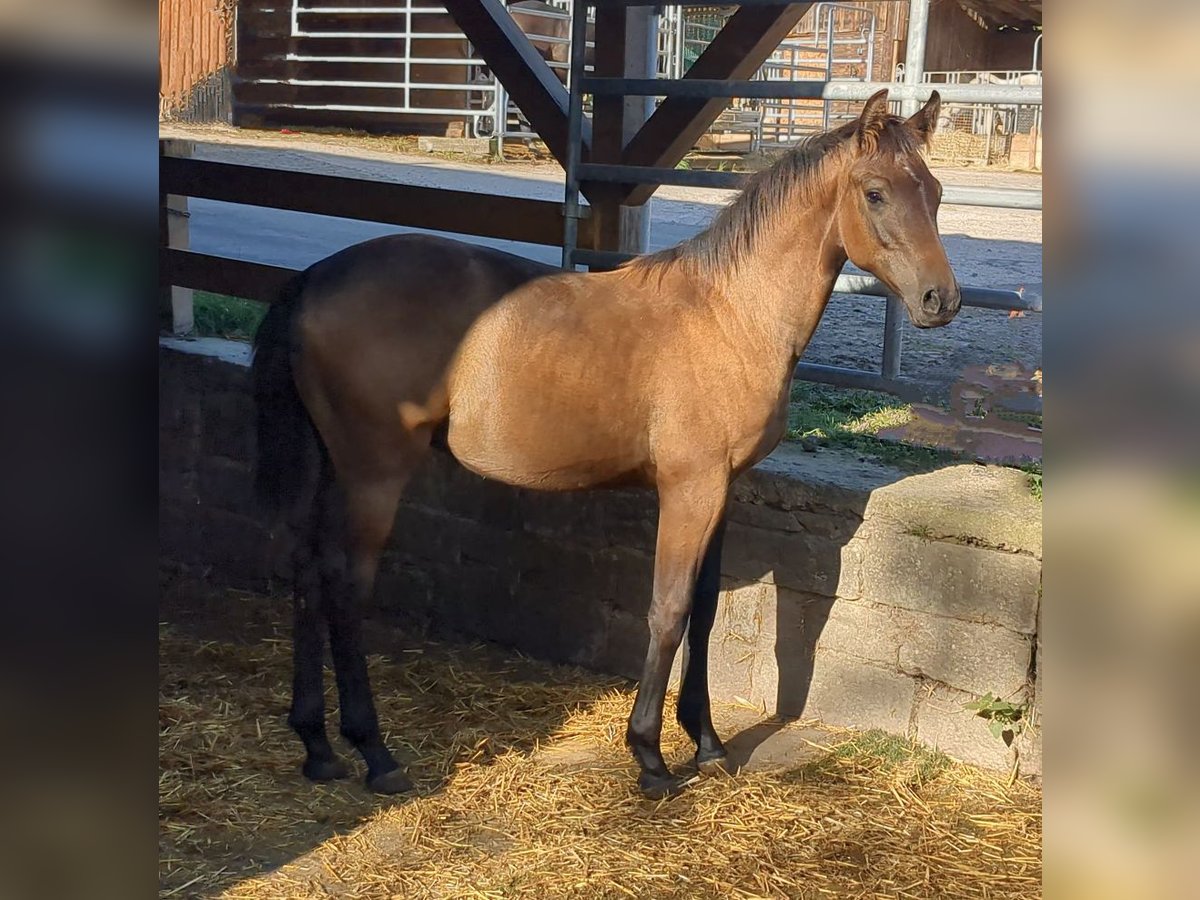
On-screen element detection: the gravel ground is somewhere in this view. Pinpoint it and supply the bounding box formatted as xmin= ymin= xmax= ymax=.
xmin=163 ymin=123 xmax=1041 ymax=385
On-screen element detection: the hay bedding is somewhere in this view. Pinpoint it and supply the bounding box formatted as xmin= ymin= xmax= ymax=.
xmin=160 ymin=588 xmax=1040 ymax=900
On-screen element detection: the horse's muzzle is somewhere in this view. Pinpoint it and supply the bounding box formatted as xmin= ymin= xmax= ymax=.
xmin=913 ymin=282 xmax=961 ymax=328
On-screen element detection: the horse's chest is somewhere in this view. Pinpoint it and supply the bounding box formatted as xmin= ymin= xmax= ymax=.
xmin=723 ymin=377 xmax=791 ymax=472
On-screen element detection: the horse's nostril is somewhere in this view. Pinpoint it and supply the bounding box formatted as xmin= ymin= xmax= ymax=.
xmin=922 ymin=289 xmax=941 ymax=314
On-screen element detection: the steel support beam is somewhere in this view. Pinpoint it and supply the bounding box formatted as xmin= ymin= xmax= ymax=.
xmin=583 ymin=78 xmax=1041 ymax=105
xmin=577 ymin=164 xmax=1043 ymax=209
xmin=615 ymin=3 xmax=813 ymax=206
xmin=441 ymin=0 xmax=589 ymax=167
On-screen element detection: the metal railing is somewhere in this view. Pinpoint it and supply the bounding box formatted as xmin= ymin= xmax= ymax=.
xmin=917 ymin=68 xmax=1043 ymax=166
xmin=757 ymin=2 xmax=877 ymax=144
xmin=276 ymin=0 xmax=498 ymax=133
xmin=561 ymin=0 xmax=1043 ymax=407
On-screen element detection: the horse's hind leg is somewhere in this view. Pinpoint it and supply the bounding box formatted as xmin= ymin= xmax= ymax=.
xmin=316 ymin=467 xmax=415 ymax=794
xmin=676 ymin=517 xmax=728 ymax=774
xmin=288 ymin=478 xmax=351 ymax=782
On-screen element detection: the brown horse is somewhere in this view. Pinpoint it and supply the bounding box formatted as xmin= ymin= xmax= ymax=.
xmin=252 ymin=89 xmax=959 ymax=799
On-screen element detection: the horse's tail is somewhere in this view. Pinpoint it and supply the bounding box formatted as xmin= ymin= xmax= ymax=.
xmin=251 ymin=273 xmax=321 ymax=519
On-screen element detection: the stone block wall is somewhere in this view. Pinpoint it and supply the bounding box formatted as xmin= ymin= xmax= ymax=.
xmin=160 ymin=339 xmax=1042 ymax=773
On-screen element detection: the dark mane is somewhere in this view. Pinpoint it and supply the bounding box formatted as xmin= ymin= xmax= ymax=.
xmin=627 ymin=115 xmax=923 ymax=281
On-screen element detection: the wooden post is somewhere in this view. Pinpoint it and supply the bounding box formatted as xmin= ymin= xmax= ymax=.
xmin=160 ymin=139 xmax=194 ymax=334
xmin=590 ymin=6 xmax=657 ymax=255
xmin=617 ymin=6 xmax=657 ymax=255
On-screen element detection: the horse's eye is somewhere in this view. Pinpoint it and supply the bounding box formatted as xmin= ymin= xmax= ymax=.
xmin=866 ymin=190 xmax=884 ymax=205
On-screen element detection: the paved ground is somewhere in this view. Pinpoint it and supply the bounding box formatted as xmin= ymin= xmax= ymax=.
xmin=163 ymin=124 xmax=1042 ymax=385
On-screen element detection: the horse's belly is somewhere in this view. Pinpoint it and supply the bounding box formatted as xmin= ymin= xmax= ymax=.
xmin=447 ymin=408 xmax=643 ymax=491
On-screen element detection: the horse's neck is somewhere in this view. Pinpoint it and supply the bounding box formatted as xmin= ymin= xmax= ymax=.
xmin=718 ymin=200 xmax=846 ymax=372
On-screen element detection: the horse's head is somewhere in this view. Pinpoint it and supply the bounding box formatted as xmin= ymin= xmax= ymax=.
xmin=835 ymin=89 xmax=961 ymax=329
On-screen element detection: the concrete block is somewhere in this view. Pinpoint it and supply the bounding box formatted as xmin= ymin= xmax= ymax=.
xmin=495 ymin=584 xmax=608 ymax=670
xmin=898 ymin=615 xmax=1032 ymax=698
xmin=728 ymin=497 xmax=861 ymax=544
xmin=390 ymin=504 xmax=463 ymax=565
xmin=454 ymin=517 xmax=522 ymax=569
xmin=857 ymin=532 xmax=1040 ymax=633
xmin=798 ymin=650 xmax=917 ymax=733
xmin=194 ymin=506 xmax=272 ymax=589
xmin=815 ymin=599 xmax=903 ymax=668
xmin=708 ymin=588 xmax=840 ymax=719
xmin=196 ymin=456 xmax=254 ymax=516
xmin=594 ymin=606 xmax=648 ymax=681
xmin=593 ymin=546 xmax=654 ymax=617
xmin=864 ymin=464 xmax=1042 ymax=557
xmin=914 ymin=684 xmax=1016 ymax=771
xmin=199 ymin=390 xmax=256 ymax=462
xmin=723 ymin=522 xmax=858 ymax=599
xmin=160 ymin=499 xmax=204 ymax=567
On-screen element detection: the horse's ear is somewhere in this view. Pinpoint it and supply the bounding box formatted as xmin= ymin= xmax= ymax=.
xmin=906 ymin=90 xmax=942 ymax=146
xmin=858 ymin=89 xmax=891 ymax=148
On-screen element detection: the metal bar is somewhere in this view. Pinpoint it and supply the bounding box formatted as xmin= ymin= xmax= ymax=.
xmin=569 ymin=249 xmax=1037 ymax=312
xmin=832 ymin=274 xmax=1040 ymax=312
xmin=561 ymin=2 xmax=590 ymax=268
xmin=883 ymin=0 xmax=929 ymax=378
xmin=576 ymin=164 xmax=1042 ymax=209
xmin=881 ymin=295 xmax=905 ymax=378
xmin=792 ymin=363 xmax=946 ymax=404
xmin=901 ymin=0 xmax=930 ymax=115
xmin=583 ymin=77 xmax=1041 ymax=105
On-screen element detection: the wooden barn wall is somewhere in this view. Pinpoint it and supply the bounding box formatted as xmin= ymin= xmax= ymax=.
xmin=160 ymin=0 xmax=233 ymax=122
xmin=923 ymin=0 xmax=1040 ymax=72
xmin=233 ymin=0 xmax=478 ymax=135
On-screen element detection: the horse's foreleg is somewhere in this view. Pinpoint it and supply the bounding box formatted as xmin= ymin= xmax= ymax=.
xmin=676 ymin=516 xmax=728 ymax=774
xmin=318 ymin=472 xmax=412 ymax=794
xmin=627 ymin=474 xmax=729 ymax=799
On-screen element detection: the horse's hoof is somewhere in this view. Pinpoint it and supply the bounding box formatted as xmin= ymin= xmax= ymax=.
xmin=366 ymin=766 xmax=414 ymax=795
xmin=638 ymin=770 xmax=693 ymax=800
xmin=302 ymin=756 xmax=351 ymax=782
xmin=696 ymin=753 xmax=729 ymax=777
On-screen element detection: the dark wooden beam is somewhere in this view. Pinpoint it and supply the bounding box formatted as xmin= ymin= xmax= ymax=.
xmin=617 ymin=3 xmax=814 ymax=205
xmin=162 ymin=249 xmax=297 ymax=304
xmin=160 ymin=155 xmax=592 ymax=248
xmin=441 ymin=0 xmax=590 ymax=166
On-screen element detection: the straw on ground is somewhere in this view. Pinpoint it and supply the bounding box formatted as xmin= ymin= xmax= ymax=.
xmin=160 ymin=589 xmax=1040 ymax=900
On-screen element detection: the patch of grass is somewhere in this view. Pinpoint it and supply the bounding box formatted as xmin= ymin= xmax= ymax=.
xmin=192 ymin=291 xmax=267 ymax=341
xmin=801 ymin=729 xmax=951 ymax=787
xmin=787 ymin=382 xmax=962 ymax=472
xmin=1012 ymin=459 xmax=1043 ymax=502
xmin=787 ymin=382 xmax=1045 ymax=486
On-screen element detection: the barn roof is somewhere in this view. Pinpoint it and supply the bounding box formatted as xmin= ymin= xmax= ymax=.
xmin=954 ymin=0 xmax=1042 ymax=32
